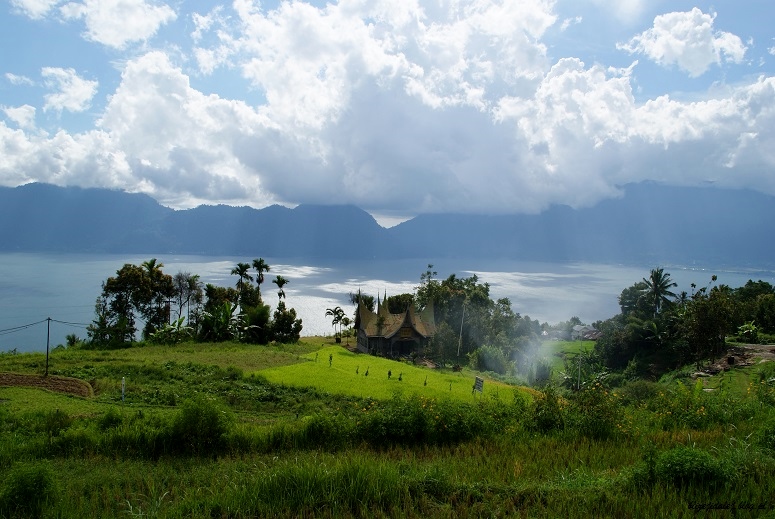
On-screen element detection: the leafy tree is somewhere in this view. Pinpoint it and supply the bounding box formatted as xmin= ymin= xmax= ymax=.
xmin=140 ymin=259 xmax=176 ymax=337
xmin=242 ymin=304 xmax=272 ymax=344
xmin=231 ymin=262 xmax=254 ymax=306
xmin=272 ymin=275 xmax=289 ymax=300
xmin=618 ymin=281 xmax=650 ymax=317
xmin=199 ymin=301 xmax=242 ymax=342
xmin=272 ymin=301 xmax=303 ymax=343
xmin=172 ymin=272 xmax=203 ymax=324
xmin=643 ymin=267 xmax=677 ymax=316
xmin=88 ymin=260 xmax=174 ymax=345
xmin=326 ymin=306 xmax=345 ymax=339
xmin=386 ymin=293 xmax=414 ymax=313
xmin=681 ymin=281 xmax=734 ymax=368
xmin=349 ymin=291 xmax=375 ymax=312
xmin=252 ymin=258 xmax=271 ymax=302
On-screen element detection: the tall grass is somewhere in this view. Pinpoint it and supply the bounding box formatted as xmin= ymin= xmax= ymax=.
xmin=3 ymin=343 xmax=775 ymax=517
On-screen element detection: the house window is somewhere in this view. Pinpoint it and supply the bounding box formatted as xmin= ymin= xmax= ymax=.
xmin=400 ymin=327 xmax=413 ymax=339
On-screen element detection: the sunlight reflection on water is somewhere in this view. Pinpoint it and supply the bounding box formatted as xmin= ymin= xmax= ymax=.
xmin=1 ymin=253 xmax=773 ymax=352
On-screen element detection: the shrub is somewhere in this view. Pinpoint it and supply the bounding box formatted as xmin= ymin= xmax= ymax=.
xmin=0 ymin=462 xmax=58 ymax=517
xmin=566 ymin=382 xmax=623 ymax=439
xmin=97 ymin=407 xmax=124 ymax=431
xmin=468 ymin=345 xmax=511 ymax=375
xmin=616 ymin=379 xmax=660 ymax=406
xmin=654 ymin=446 xmax=729 ymax=487
xmin=528 ymin=385 xmax=565 ymax=433
xmin=167 ymin=396 xmax=234 ymax=456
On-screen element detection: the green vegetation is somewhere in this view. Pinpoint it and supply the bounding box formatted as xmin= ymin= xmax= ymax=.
xmin=87 ymin=257 xmax=302 ymax=348
xmin=2 ymin=332 xmax=775 ymax=517
xmin=3 ymin=265 xmax=775 ymax=517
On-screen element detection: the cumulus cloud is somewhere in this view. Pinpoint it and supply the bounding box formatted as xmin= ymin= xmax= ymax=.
xmin=2 ymin=105 xmax=37 ymax=130
xmin=41 ymin=67 xmax=98 ymax=113
xmin=618 ymin=8 xmax=747 ymax=77
xmin=2 ymin=1 xmax=775 ymax=219
xmin=9 ymin=0 xmax=61 ymax=19
xmin=59 ymin=0 xmax=176 ymax=49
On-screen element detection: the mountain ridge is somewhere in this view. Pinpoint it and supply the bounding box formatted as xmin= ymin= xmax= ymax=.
xmin=0 ymin=182 xmax=773 ymax=266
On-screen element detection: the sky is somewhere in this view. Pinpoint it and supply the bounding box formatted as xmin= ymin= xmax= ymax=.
xmin=1 ymin=0 xmax=774 ymax=226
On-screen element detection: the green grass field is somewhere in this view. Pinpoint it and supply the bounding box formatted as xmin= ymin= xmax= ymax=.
xmin=260 ymin=345 xmax=524 ymax=402
xmin=1 ymin=338 xmax=775 ymax=518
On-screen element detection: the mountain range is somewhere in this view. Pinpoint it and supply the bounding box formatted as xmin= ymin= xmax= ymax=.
xmin=1 ymin=182 xmax=773 ymax=267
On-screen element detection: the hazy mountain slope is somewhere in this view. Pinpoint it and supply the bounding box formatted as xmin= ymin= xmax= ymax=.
xmin=0 ymin=182 xmax=772 ymax=266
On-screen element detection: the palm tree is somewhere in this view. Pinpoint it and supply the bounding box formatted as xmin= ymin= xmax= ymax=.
xmin=643 ymin=267 xmax=677 ymax=316
xmin=326 ymin=306 xmax=345 ymax=341
xmin=273 ymin=275 xmax=288 ymax=301
xmin=231 ymin=262 xmax=253 ymax=305
xmin=252 ymin=258 xmax=271 ymax=301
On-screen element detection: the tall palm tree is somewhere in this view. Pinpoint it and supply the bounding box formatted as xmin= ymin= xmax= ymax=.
xmin=231 ymin=262 xmax=253 ymax=305
xmin=273 ymin=275 xmax=288 ymax=301
xmin=252 ymin=258 xmax=270 ymax=301
xmin=326 ymin=306 xmax=345 ymax=339
xmin=643 ymin=267 xmax=677 ymax=316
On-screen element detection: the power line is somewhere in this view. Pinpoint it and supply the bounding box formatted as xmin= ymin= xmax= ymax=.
xmin=0 ymin=319 xmax=49 ymax=336
xmin=50 ymin=318 xmax=91 ymax=329
xmin=0 ymin=317 xmax=91 ymax=336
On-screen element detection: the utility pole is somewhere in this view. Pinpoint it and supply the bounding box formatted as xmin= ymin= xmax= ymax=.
xmin=457 ymin=302 xmax=466 ymax=360
xmin=45 ymin=317 xmax=51 ymax=377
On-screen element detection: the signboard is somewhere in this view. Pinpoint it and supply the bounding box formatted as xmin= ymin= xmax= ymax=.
xmin=473 ymin=376 xmax=484 ymax=393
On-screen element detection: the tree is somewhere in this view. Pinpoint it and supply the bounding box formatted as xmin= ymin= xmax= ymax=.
xmin=88 ymin=260 xmax=174 ymax=345
xmin=252 ymin=258 xmax=271 ymax=302
xmin=272 ymin=301 xmax=303 ymax=343
xmin=681 ymin=282 xmax=734 ymax=368
xmin=643 ymin=267 xmax=677 ymax=317
xmin=172 ymin=272 xmax=203 ymax=323
xmin=141 ymin=259 xmax=175 ymax=337
xmin=326 ymin=306 xmax=345 ymax=339
xmin=273 ymin=275 xmax=289 ymax=300
xmin=231 ymin=262 xmax=254 ymax=306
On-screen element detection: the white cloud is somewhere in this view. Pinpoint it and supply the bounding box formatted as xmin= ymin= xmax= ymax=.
xmin=41 ymin=67 xmax=98 ymax=113
xmin=588 ymin=0 xmax=647 ymax=25
xmin=618 ymin=8 xmax=747 ymax=77
xmin=560 ymin=16 xmax=582 ymax=32
xmin=3 ymin=0 xmax=775 ymax=218
xmin=97 ymin=51 xmax=278 ymax=207
xmin=5 ymin=73 xmax=35 ymax=86
xmin=59 ymin=0 xmax=176 ymax=49
xmin=9 ymin=0 xmax=61 ymax=19
xmin=2 ymin=105 xmax=37 ymax=130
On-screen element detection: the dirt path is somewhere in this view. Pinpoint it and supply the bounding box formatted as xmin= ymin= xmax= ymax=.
xmin=0 ymin=373 xmax=93 ymax=398
xmin=697 ymin=343 xmax=775 ymax=376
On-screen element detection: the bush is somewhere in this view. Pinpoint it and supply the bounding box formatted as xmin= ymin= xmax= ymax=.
xmin=528 ymin=385 xmax=565 ymax=433
xmin=167 ymin=396 xmax=234 ymax=456
xmin=654 ymin=446 xmax=729 ymax=487
xmin=616 ymin=379 xmax=660 ymax=406
xmin=566 ymin=382 xmax=623 ymax=439
xmin=468 ymin=345 xmax=511 ymax=375
xmin=0 ymin=462 xmax=58 ymax=517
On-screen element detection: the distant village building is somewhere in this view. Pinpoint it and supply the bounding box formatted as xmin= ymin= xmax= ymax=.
xmin=355 ymin=296 xmax=436 ymax=357
xmin=571 ymin=324 xmax=601 ymax=341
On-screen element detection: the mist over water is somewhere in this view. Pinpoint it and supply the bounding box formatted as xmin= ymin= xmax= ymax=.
xmin=2 ymin=253 xmax=773 ymax=353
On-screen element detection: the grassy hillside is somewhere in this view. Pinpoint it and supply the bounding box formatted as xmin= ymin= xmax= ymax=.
xmin=1 ymin=338 xmax=775 ymax=518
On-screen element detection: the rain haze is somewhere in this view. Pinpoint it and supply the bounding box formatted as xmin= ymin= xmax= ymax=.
xmin=1 ymin=0 xmax=774 ymax=226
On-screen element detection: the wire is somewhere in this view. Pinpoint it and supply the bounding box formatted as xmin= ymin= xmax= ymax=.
xmin=0 ymin=317 xmax=92 ymax=336
xmin=0 ymin=319 xmax=49 ymax=336
xmin=50 ymin=318 xmax=91 ymax=329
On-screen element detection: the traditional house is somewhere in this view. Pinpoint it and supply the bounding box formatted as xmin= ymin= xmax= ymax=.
xmin=355 ymin=296 xmax=436 ymax=357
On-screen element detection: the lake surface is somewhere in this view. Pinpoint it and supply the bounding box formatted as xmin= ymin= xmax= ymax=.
xmin=2 ymin=252 xmax=774 ymax=353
